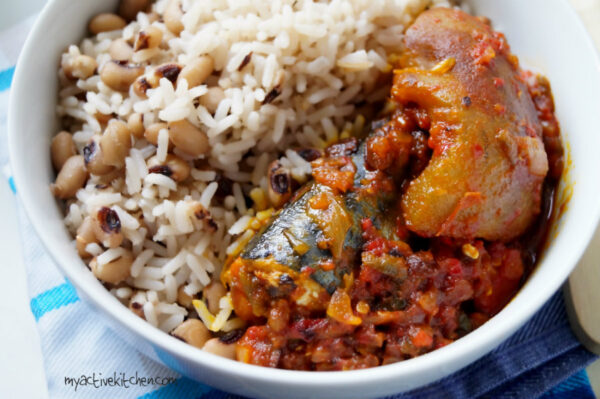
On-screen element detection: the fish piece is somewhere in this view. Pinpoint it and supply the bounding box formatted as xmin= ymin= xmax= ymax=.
xmin=223 ymin=117 xmax=413 ymax=321
xmin=395 ymin=8 xmax=548 ymax=241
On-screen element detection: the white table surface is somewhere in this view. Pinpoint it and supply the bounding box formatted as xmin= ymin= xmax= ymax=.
xmin=0 ymin=1 xmax=599 ymax=399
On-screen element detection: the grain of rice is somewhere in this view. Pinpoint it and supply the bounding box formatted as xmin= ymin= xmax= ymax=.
xmin=232 ymin=183 xmax=247 ymax=214
xmin=115 ymin=287 xmax=133 ymax=299
xmin=146 ymin=290 xmax=159 ymax=304
xmin=162 ymin=249 xmax=188 ymax=275
xmin=158 ymin=313 xmax=185 ymax=333
xmin=156 ymin=302 xmax=187 ymax=315
xmin=190 ymin=169 xmax=217 ymax=181
xmin=125 ymin=156 xmax=142 ymax=194
xmin=228 ymin=215 xmax=252 ymax=235
xmin=199 ymin=182 xmax=218 ymax=208
xmin=85 ymin=243 xmax=104 ymax=257
xmin=97 ymin=247 xmax=127 ymax=266
xmin=113 ymin=205 xmax=140 ymax=229
xmin=138 ymin=267 xmax=164 ymax=280
xmin=143 ymin=240 xmax=168 ymax=257
xmin=131 ymin=249 xmax=154 ymax=278
xmin=186 ymin=253 xmax=211 ymax=286
xmin=134 ymin=278 xmax=165 ymax=291
xmin=183 ymin=280 xmax=202 ymax=297
xmin=156 ymin=128 xmax=169 ymax=162
xmin=143 ymin=302 xmax=158 ymax=327
xmin=208 ymin=114 xmax=238 ymax=138
xmin=144 ymin=173 xmax=177 ymax=191
xmin=164 ymin=274 xmax=178 ymax=303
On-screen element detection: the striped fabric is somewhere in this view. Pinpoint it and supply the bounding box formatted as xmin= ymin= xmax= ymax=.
xmin=1 ymin=14 xmax=598 ymax=399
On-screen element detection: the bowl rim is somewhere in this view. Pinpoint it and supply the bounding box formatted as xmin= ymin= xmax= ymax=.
xmin=8 ymin=0 xmax=600 ymax=392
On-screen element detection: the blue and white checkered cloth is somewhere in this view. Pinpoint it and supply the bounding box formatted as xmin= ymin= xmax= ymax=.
xmin=1 ymin=14 xmax=598 ymax=399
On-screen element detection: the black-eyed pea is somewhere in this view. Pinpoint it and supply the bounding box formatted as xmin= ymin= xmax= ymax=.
xmin=178 ymin=56 xmax=214 ymax=88
xmin=129 ymin=300 xmax=145 ymax=318
xmin=90 ymin=249 xmax=133 ymax=284
xmin=176 ymin=286 xmax=194 ymax=308
xmin=148 ymin=154 xmax=191 ymax=182
xmin=83 ymin=140 xmax=114 ymax=175
xmin=132 ymin=75 xmax=157 ymax=98
xmin=89 ymin=13 xmax=127 ymax=35
xmin=51 ymin=155 xmax=88 ymax=199
xmin=144 ymin=122 xmax=168 ymax=146
xmin=109 ymin=38 xmax=134 ymax=61
xmin=199 ymin=87 xmax=225 ymax=114
xmin=95 ymin=113 xmax=114 ymax=126
xmin=134 ymin=25 xmax=163 ymax=51
xmin=202 ymin=281 xmax=227 ymax=314
xmin=99 ymin=120 xmax=131 ymax=168
xmin=61 ymin=55 xmax=97 ymax=80
xmin=118 ymin=0 xmax=150 ymax=21
xmin=168 ymin=119 xmax=209 ymax=157
xmin=127 ymin=113 xmax=145 ymax=138
xmin=155 ymin=63 xmax=182 ymax=85
xmin=202 ymin=338 xmax=237 ymax=360
xmin=93 ymin=207 xmax=124 ymax=249
xmin=171 ymin=319 xmax=211 ymax=349
xmin=267 ymin=160 xmax=293 ymax=208
xmin=100 ymin=61 xmax=144 ymax=92
xmin=164 ymin=0 xmax=184 ymax=35
xmin=51 ymin=131 xmax=77 ymax=171
xmin=76 ymin=216 xmax=99 ymax=258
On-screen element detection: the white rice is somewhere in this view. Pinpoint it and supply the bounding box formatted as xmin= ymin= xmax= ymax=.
xmin=56 ymin=0 xmax=455 ymax=337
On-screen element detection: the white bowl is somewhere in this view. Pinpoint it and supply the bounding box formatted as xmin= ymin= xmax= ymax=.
xmin=9 ymin=0 xmax=600 ymax=398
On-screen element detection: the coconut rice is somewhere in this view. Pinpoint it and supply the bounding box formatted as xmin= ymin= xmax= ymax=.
xmin=54 ymin=0 xmax=457 ymax=343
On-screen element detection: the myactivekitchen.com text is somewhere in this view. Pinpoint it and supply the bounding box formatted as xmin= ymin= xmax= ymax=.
xmin=64 ymin=372 xmax=177 ymax=391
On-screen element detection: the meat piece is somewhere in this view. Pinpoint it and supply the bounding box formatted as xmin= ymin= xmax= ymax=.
xmin=395 ymin=8 xmax=548 ymax=241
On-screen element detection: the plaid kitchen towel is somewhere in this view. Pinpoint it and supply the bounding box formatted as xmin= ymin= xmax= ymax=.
xmin=1 ymin=10 xmax=598 ymax=399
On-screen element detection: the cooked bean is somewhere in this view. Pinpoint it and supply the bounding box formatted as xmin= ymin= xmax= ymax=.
xmin=168 ymin=119 xmax=209 ymax=157
xmin=100 ymin=61 xmax=144 ymax=92
xmin=144 ymin=122 xmax=168 ymax=146
xmin=83 ymin=140 xmax=114 ymax=175
xmin=51 ymin=131 xmax=77 ymax=171
xmin=202 ymin=338 xmax=236 ymax=359
xmin=61 ymin=55 xmax=97 ymax=80
xmin=118 ymin=0 xmax=149 ymax=21
xmin=267 ymin=160 xmax=293 ymax=208
xmin=148 ymin=154 xmax=191 ymax=182
xmin=89 ymin=13 xmax=127 ymax=35
xmin=132 ymin=75 xmax=156 ymax=98
xmin=171 ymin=319 xmax=211 ymax=349
xmin=178 ymin=56 xmax=214 ymax=88
xmin=176 ymin=286 xmax=194 ymax=308
xmin=51 ymin=155 xmax=88 ymax=199
xmin=129 ymin=299 xmax=145 ymax=318
xmin=155 ymin=63 xmax=182 ymax=85
xmin=199 ymin=87 xmax=225 ymax=114
xmin=134 ymin=25 xmax=163 ymax=51
xmin=94 ymin=112 xmax=113 ymax=125
xmin=76 ymin=216 xmax=98 ymax=258
xmin=109 ymin=39 xmax=134 ymax=61
xmin=127 ymin=113 xmax=145 ymax=138
xmin=93 ymin=207 xmax=124 ymax=248
xmin=164 ymin=0 xmax=184 ymax=35
xmin=90 ymin=249 xmax=133 ymax=284
xmin=202 ymin=281 xmax=227 ymax=314
xmin=100 ymin=120 xmax=131 ymax=167
xmin=146 ymin=12 xmax=160 ymax=24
